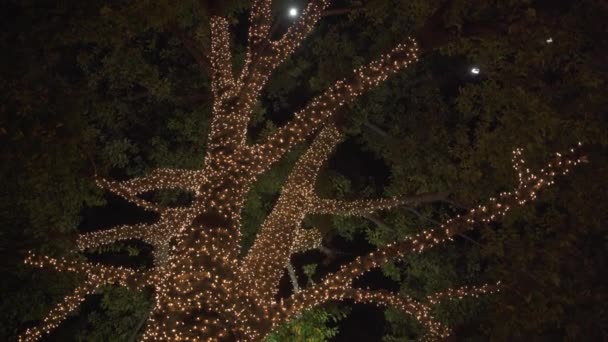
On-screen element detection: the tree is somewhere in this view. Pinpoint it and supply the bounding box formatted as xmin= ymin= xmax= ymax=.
xmin=15 ymin=1 xmax=590 ymax=341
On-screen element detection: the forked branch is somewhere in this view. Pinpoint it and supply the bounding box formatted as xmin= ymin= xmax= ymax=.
xmin=232 ymin=0 xmax=331 ymax=138
xmin=275 ymin=144 xmax=585 ymax=337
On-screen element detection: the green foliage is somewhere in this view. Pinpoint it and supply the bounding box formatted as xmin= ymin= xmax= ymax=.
xmin=302 ymin=263 xmax=319 ymax=286
xmin=79 ymin=286 xmax=152 ymax=342
xmin=265 ymin=306 xmax=349 ymax=342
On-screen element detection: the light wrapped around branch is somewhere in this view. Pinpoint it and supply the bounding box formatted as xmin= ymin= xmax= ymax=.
xmin=247 ymin=0 xmax=273 ymax=51
xmin=96 ymin=177 xmax=163 ymax=212
xmin=96 ymin=168 xmax=203 ymax=196
xmin=77 ymin=205 xmax=197 ymax=266
xmin=19 ymin=252 xmax=148 ymax=342
xmin=24 ymin=252 xmax=142 ymax=288
xmin=251 ymin=38 xmax=419 ymax=173
xmin=339 ymin=288 xmax=442 ymax=338
xmin=291 ymin=227 xmax=323 ymax=254
xmin=241 ymin=125 xmax=449 ymax=304
xmin=19 ymin=281 xmax=98 ymax=342
xmin=276 ymin=144 xmax=585 ymax=332
xmin=210 ymin=16 xmax=235 ymax=101
xmin=426 ymin=282 xmax=500 ymax=305
xmin=330 ymin=145 xmax=583 ymax=285
xmin=77 ymin=223 xmax=152 ymax=250
xmin=311 ymin=191 xmax=449 ymax=216
xmin=271 ymin=0 xmax=330 ymax=67
xmin=229 ymin=0 xmax=331 ymax=145
xmin=310 ymin=197 xmax=406 ymax=216
xmin=238 ymin=125 xmax=342 ymax=301
xmin=272 ymin=282 xmax=500 ymax=340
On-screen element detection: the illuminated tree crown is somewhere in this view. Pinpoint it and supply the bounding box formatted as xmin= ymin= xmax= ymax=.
xmin=20 ymin=1 xmax=585 ymax=341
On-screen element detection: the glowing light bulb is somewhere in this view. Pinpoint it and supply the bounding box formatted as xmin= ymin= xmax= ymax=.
xmin=471 ymin=67 xmax=480 ymax=75
xmin=546 ymin=37 xmax=553 ymax=44
xmin=288 ymin=7 xmax=298 ymax=17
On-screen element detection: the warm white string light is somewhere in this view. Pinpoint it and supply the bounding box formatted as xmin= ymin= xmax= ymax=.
xmin=271 ymin=144 xmax=585 ymax=339
xmin=19 ymin=0 xmax=585 ymax=340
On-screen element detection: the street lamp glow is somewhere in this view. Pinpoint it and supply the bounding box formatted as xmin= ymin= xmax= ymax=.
xmin=471 ymin=67 xmax=480 ymax=75
xmin=288 ymin=7 xmax=298 ymax=17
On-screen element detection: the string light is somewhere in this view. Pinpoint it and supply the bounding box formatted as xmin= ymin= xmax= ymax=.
xmin=273 ymin=144 xmax=586 ymax=339
xmin=19 ymin=0 xmax=585 ymax=340
xmin=471 ymin=67 xmax=480 ymax=75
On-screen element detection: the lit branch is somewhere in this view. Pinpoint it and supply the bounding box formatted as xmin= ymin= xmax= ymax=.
xmin=24 ymin=252 xmax=142 ymax=288
xmin=79 ymin=206 xmax=194 ymax=267
xmin=210 ymin=16 xmax=235 ymax=100
xmin=251 ymin=39 xmax=419 ymax=173
xmin=248 ymin=0 xmax=273 ymax=50
xmin=336 ymin=146 xmax=582 ymax=283
xmin=18 ymin=281 xmax=98 ymax=342
xmin=332 ymin=288 xmax=442 ymax=337
xmin=310 ymin=197 xmax=406 ymax=215
xmin=291 ymin=227 xmax=323 ymax=254
xmin=19 ymin=252 xmax=150 ymax=342
xmin=425 ymin=282 xmax=501 ymax=305
xmin=102 ymin=168 xmax=203 ymax=194
xmin=276 ymin=144 xmax=585 ymax=333
xmin=273 ymin=282 xmax=500 ymax=339
xmin=242 ymin=125 xmax=447 ymax=304
xmin=95 ymin=169 xmax=204 ymax=212
xmin=311 ymin=190 xmax=450 ymax=216
xmin=95 ymin=177 xmax=163 ymax=212
xmin=77 ymin=223 xmax=151 ymax=250
xmin=232 ymin=0 xmax=331 ymax=137
xmin=270 ymin=0 xmax=330 ymax=67
xmin=239 ymin=125 xmax=341 ymax=301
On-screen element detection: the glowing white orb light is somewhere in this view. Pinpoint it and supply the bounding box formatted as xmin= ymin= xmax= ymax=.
xmin=471 ymin=67 xmax=480 ymax=75
xmin=546 ymin=37 xmax=553 ymax=44
xmin=288 ymin=7 xmax=298 ymax=17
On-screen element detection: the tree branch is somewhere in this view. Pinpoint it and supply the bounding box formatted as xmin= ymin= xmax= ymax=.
xmin=291 ymin=227 xmax=323 ymax=254
xmin=94 ymin=169 xmax=205 ymax=213
xmin=272 ymin=283 xmax=500 ymax=339
xmin=286 ymin=262 xmax=300 ymax=294
xmin=250 ymin=39 xmax=419 ymax=173
xmin=239 ymin=125 xmax=342 ymax=302
xmin=18 ymin=282 xmax=99 ymax=342
xmin=77 ymin=223 xmax=154 ymax=250
xmin=209 ymin=16 xmax=235 ymax=100
xmin=24 ymin=251 xmax=143 ymax=288
xmin=95 ymin=177 xmax=163 ymax=213
xmin=277 ymin=145 xmax=585 ymax=329
xmin=230 ymin=0 xmax=331 ymax=130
